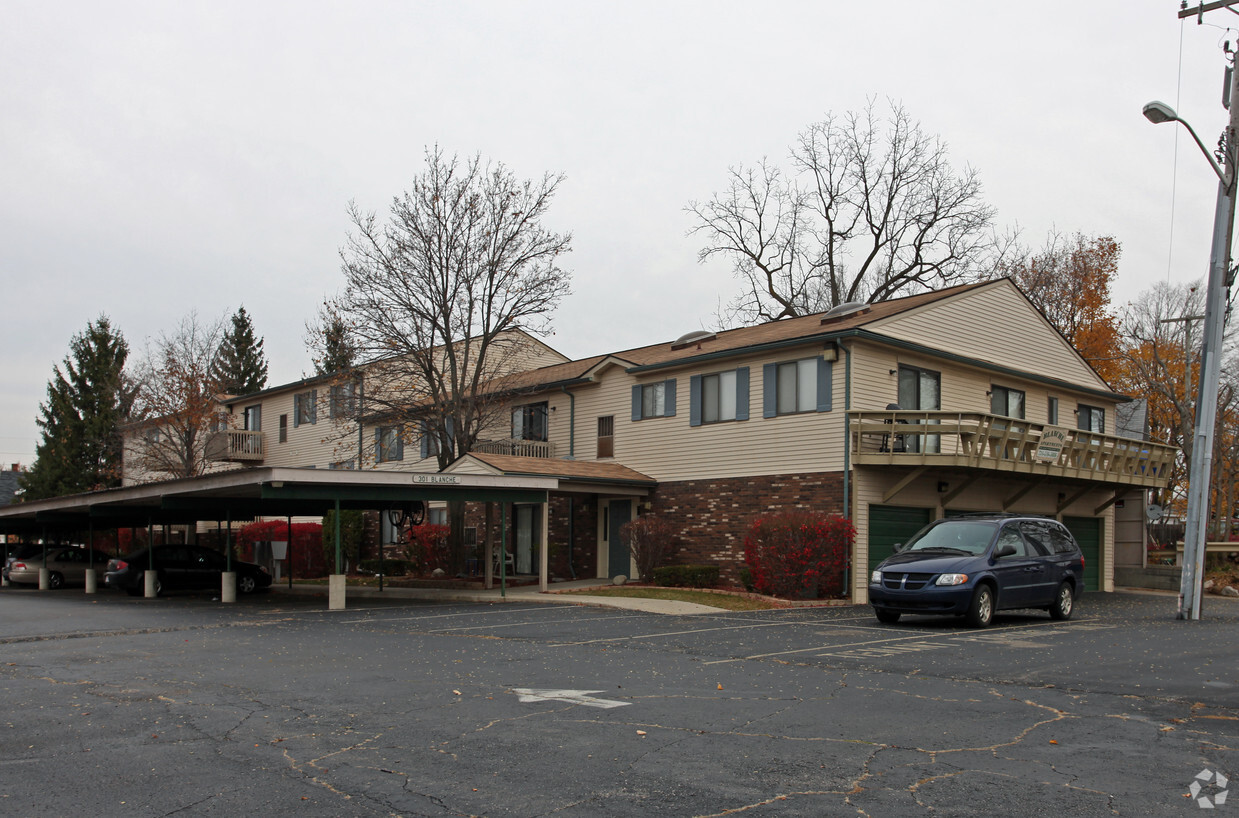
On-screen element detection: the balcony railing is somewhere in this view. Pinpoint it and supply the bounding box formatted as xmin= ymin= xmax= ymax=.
xmin=204 ymin=430 xmax=266 ymax=463
xmin=472 ymin=438 xmax=556 ymax=459
xmin=849 ymin=411 xmax=1175 ymax=488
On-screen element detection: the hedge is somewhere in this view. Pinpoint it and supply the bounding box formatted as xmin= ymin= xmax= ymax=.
xmin=652 ymin=564 xmax=720 ymax=588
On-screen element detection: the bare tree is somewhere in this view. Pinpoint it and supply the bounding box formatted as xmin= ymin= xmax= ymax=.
xmin=127 ymin=312 xmax=227 ymax=481
xmin=323 ymin=146 xmax=572 ymax=471
xmin=322 ymin=147 xmax=572 ymax=566
xmin=688 ymin=99 xmax=1004 ymax=325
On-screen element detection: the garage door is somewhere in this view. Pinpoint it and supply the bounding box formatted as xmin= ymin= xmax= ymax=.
xmin=1063 ymin=516 xmax=1101 ymax=591
xmin=868 ymin=505 xmax=933 ymax=573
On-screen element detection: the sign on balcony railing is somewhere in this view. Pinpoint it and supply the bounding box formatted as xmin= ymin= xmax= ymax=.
xmin=1034 ymin=426 xmax=1069 ymax=462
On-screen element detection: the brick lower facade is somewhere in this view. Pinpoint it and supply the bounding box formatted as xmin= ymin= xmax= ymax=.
xmin=647 ymin=471 xmax=846 ymax=583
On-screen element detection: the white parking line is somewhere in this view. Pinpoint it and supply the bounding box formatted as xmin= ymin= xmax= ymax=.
xmin=549 ymin=620 xmax=795 ymax=647
xmin=335 ymin=605 xmax=551 ymax=624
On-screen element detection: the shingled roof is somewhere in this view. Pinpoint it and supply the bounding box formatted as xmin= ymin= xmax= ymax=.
xmin=490 ymin=281 xmax=992 ymax=394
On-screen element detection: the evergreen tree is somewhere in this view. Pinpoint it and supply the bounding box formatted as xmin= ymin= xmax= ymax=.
xmin=21 ymin=317 xmax=132 ymax=500
xmin=313 ymin=311 xmax=356 ymax=376
xmin=212 ymin=306 xmax=268 ymax=396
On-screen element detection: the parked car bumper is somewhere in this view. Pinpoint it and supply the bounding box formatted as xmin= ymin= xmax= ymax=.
xmin=868 ymin=582 xmax=975 ymax=614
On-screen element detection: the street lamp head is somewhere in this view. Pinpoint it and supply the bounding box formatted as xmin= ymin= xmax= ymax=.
xmin=1143 ymin=100 xmax=1180 ymax=125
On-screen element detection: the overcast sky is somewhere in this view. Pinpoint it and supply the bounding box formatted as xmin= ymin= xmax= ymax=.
xmin=0 ymin=1 xmax=1231 ymax=466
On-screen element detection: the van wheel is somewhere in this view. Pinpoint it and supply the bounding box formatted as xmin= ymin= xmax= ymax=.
xmin=1049 ymin=581 xmax=1074 ymax=620
xmin=874 ymin=608 xmax=901 ymax=624
xmin=965 ymin=585 xmax=994 ymax=628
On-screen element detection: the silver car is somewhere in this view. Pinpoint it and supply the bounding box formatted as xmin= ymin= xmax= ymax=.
xmin=7 ymin=546 xmax=115 ymax=589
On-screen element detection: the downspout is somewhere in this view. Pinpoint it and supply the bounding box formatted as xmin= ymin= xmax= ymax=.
xmin=561 ymin=385 xmax=576 ymax=578
xmin=560 ymin=386 xmax=575 ymax=459
xmin=842 ymin=341 xmax=853 ymax=598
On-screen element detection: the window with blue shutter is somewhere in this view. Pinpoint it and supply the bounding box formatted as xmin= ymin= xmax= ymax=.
xmin=632 ymin=380 xmax=676 ymax=420
xmin=765 ymin=358 xmax=831 ymax=416
xmin=692 ymin=367 xmax=750 ymax=426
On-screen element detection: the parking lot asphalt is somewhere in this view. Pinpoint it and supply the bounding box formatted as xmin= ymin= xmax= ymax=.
xmin=2 ymin=586 xmax=1237 ymax=816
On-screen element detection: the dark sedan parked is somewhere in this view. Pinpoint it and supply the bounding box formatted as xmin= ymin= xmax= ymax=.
xmin=105 ymin=545 xmax=271 ymax=596
xmin=869 ymin=514 xmax=1084 ymax=627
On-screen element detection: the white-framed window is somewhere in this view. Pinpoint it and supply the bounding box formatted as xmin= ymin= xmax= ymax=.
xmin=1047 ymin=396 xmax=1059 ymax=425
xmin=779 ymin=359 xmax=816 ymax=414
xmin=243 ymin=404 xmax=262 ymax=431
xmin=1078 ymin=404 xmax=1105 ymax=433
xmin=294 ymin=391 xmax=317 ymax=427
xmin=329 ymin=382 xmax=358 ymax=418
xmin=631 ymin=379 xmax=676 ymax=420
xmin=328 ymin=459 xmax=355 ymax=470
xmin=428 ymin=507 xmax=448 ymax=526
xmin=512 ymin=402 xmax=548 ymax=441
xmin=990 ymin=385 xmax=1025 ymax=419
xmin=376 ymin=426 xmax=403 ymax=462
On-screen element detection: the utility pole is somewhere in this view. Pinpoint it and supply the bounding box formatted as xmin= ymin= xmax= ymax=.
xmin=1172 ymin=1 xmax=1239 ymax=619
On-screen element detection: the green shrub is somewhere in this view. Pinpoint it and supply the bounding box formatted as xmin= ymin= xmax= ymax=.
xmin=652 ymin=564 xmax=720 ymax=588
xmin=737 ymin=565 xmax=756 ymax=593
xmin=359 ymin=559 xmax=409 ymax=576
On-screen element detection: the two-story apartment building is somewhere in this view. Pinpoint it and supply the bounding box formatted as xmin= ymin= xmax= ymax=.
xmin=133 ymin=279 xmax=1174 ymax=600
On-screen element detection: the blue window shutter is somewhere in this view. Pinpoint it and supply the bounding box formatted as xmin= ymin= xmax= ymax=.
xmin=310 ymin=390 xmax=318 ymax=425
xmin=395 ymin=429 xmax=404 ymax=461
xmin=816 ymin=358 xmax=832 ymax=412
xmin=736 ymin=367 xmax=750 ymax=421
xmin=689 ymin=375 xmax=702 ymax=427
xmin=374 ymin=427 xmax=383 ymax=462
xmin=664 ymin=379 xmax=676 ymax=417
xmin=293 ymin=395 xmax=301 ymax=428
xmin=631 ymin=385 xmax=642 ymax=421
xmin=419 ymin=423 xmax=429 ymax=459
xmin=763 ymin=363 xmax=777 ymax=418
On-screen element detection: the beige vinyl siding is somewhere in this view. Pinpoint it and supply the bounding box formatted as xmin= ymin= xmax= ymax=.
xmin=255 ymin=391 xmax=355 ymax=470
xmin=850 ymin=468 xmax=1116 ymax=603
xmin=846 ymin=340 xmax=1119 ymax=421
xmin=866 ymin=280 xmax=1112 ymax=393
xmin=562 ymin=347 xmax=845 ymax=482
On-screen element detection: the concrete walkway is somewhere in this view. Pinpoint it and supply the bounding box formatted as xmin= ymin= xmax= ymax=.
xmin=273 ymin=577 xmax=727 ymax=615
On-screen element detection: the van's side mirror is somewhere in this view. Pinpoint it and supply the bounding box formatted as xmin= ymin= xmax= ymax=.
xmin=994 ymin=544 xmax=1016 ymax=559
xmin=892 ymin=542 xmax=906 ymax=553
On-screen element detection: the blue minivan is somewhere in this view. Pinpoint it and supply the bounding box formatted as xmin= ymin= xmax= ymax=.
xmin=869 ymin=514 xmax=1084 ymax=627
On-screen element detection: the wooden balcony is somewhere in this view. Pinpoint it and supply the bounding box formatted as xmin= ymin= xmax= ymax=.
xmin=205 ymin=430 xmax=266 ymax=463
xmin=472 ymin=438 xmax=556 ymax=459
xmin=850 ymin=411 xmax=1175 ymax=489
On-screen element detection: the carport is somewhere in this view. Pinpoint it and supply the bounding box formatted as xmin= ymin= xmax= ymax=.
xmin=0 ymin=467 xmax=558 ymax=608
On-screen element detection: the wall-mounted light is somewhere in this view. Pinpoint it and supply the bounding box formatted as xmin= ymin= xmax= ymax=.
xmin=889 ymin=369 xmax=898 ymax=375
xmin=821 ymin=343 xmax=839 ymax=362
xmin=937 ymin=481 xmax=949 ymax=493
xmin=985 ymin=390 xmax=992 ymax=397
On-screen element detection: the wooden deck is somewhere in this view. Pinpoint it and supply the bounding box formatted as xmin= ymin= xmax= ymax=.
xmin=850 ymin=411 xmax=1175 ymax=489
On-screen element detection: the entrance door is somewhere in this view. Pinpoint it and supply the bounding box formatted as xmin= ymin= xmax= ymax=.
xmin=516 ymin=506 xmax=536 ymax=575
xmin=1063 ymin=516 xmax=1101 ymax=591
xmin=868 ymin=505 xmax=933 ymax=574
xmin=898 ymin=366 xmax=941 ymax=453
xmin=608 ymin=500 xmax=633 ymax=578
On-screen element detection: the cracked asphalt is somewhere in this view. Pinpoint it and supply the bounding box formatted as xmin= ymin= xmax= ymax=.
xmin=1 ymin=587 xmax=1236 ymax=816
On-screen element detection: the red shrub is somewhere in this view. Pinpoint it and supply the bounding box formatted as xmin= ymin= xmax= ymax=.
xmin=405 ymin=524 xmax=452 ymax=575
xmin=743 ymin=511 xmax=854 ymax=599
xmin=235 ymin=520 xmax=327 ymax=578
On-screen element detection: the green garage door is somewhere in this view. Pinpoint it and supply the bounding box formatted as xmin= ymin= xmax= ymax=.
xmin=868 ymin=505 xmax=933 ymax=573
xmin=1063 ymin=516 xmax=1101 ymax=591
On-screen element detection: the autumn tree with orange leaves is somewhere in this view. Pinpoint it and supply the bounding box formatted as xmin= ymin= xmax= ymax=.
xmin=1001 ymin=232 xmax=1122 ymax=384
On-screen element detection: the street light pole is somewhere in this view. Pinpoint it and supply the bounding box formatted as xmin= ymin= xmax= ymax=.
xmin=1143 ymin=54 xmax=1238 ymax=620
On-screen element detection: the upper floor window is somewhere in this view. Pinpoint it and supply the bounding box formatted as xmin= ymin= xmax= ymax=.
xmin=243 ymin=404 xmax=262 ymax=431
xmin=375 ymin=426 xmax=403 ymax=463
xmin=1047 ymin=396 xmax=1059 ymax=426
xmin=631 ymin=379 xmax=677 ymax=420
xmin=328 ymin=459 xmax=355 ymax=470
xmin=990 ymin=386 xmax=1025 ymax=419
xmin=690 ymin=368 xmax=750 ymax=426
xmin=294 ymin=390 xmax=317 ymax=427
xmin=512 ymin=402 xmax=548 ymax=441
xmin=329 ymin=382 xmax=358 ymax=418
xmin=597 ymin=415 xmax=614 ymax=458
xmin=763 ymin=358 xmax=832 ymax=417
xmin=1078 ymin=404 xmax=1105 ymax=433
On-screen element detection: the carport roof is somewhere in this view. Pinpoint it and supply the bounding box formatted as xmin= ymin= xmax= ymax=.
xmin=0 ymin=467 xmax=559 ymax=533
